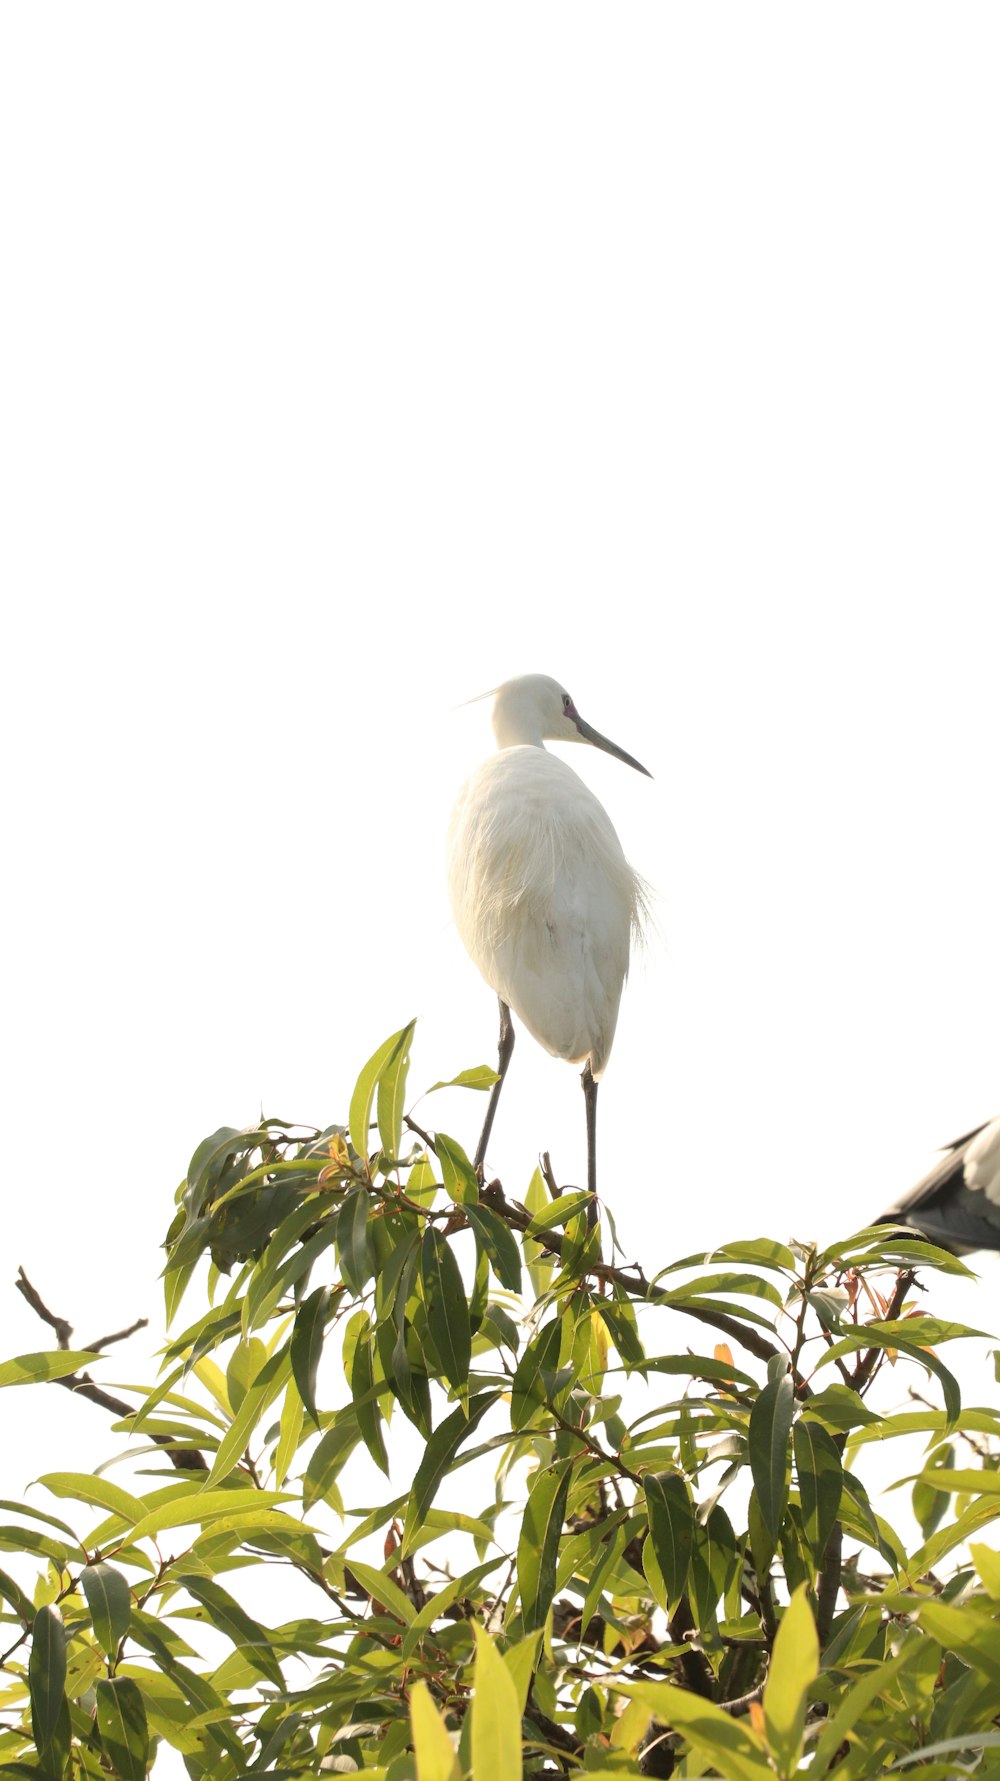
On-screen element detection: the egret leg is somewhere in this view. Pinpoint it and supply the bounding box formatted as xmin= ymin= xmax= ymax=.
xmin=474 ymin=999 xmax=515 ymax=1178
xmin=582 ymin=1062 xmax=600 ymax=1234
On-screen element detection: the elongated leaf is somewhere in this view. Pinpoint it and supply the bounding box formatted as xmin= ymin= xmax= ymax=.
xmin=0 ymin=1565 xmax=33 ymax=1622
xmin=81 ymin=1563 xmax=132 ymax=1658
xmin=205 ymin=1342 xmax=292 ymax=1486
xmin=376 ymin=1018 xmax=416 ymax=1161
xmin=95 ymin=1677 xmax=149 ymax=1781
xmin=410 ymin=1679 xmax=461 ymax=1781
xmin=125 ymin=1487 xmax=290 ymax=1544
xmin=689 ymin=1504 xmax=738 ymax=1633
xmin=762 ymin=1584 xmax=818 ymax=1776
xmin=811 ymin=1645 xmax=920 ymax=1774
xmin=275 ymin=1377 xmax=305 ymax=1488
xmin=350 ymin=1023 xmax=415 ymax=1167
xmin=402 ymin=1559 xmax=506 ymax=1659
xmin=749 ymin=1373 xmax=793 ymax=1540
xmin=402 ymin=1392 xmax=500 ymax=1554
xmin=0 ymin=1350 xmax=98 ymax=1388
xmin=621 ymin=1682 xmax=770 ymax=1781
xmin=29 ymin=1605 xmax=66 ymax=1760
xmin=511 ymin=1317 xmax=565 ymax=1430
xmin=644 ymin=1473 xmax=694 ymax=1607
xmin=420 ymin=1229 xmax=471 ymax=1393
xmin=426 ymin=1066 xmax=499 ymax=1094
xmin=304 ymin=1412 xmax=362 ymax=1511
xmin=436 ymin=1134 xmax=479 ymax=1205
xmin=39 ymin=1473 xmax=145 ymax=1524
xmin=176 ymin=1574 xmax=283 ymax=1686
xmin=350 ymin=1320 xmax=389 ymax=1476
xmin=524 ymin=1191 xmax=592 ymax=1236
xmin=793 ymin=1419 xmax=843 ymax=1565
xmin=915 ymin=1599 xmax=1000 ymax=1683
xmin=344 ymin=1559 xmax=417 ymax=1628
xmin=337 ymin=1188 xmax=374 ymax=1297
xmin=290 ymin=1285 xmax=330 ymax=1425
xmin=465 ymin=1204 xmax=522 ymax=1292
xmin=472 ymin=1622 xmax=522 ymax=1781
xmin=518 ymin=1460 xmax=572 ymax=1635
xmin=817 ymin=1327 xmax=961 ymax=1429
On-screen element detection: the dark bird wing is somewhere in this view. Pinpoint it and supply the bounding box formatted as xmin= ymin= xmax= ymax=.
xmin=878 ymin=1117 xmax=1000 ymax=1255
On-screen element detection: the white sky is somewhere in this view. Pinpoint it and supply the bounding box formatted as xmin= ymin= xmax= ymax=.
xmin=2 ymin=5 xmax=999 ymax=1502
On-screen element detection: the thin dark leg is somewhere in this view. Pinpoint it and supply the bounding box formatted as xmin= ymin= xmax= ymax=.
xmin=582 ymin=1061 xmax=599 ymax=1232
xmin=474 ymin=999 xmax=515 ymax=1177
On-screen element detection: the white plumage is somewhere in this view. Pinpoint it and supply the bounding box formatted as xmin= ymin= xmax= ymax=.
xmin=448 ymin=673 xmax=650 ymax=1205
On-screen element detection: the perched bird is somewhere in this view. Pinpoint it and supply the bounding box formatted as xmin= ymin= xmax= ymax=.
xmin=448 ymin=674 xmax=650 ymax=1221
xmin=878 ymin=1116 xmax=1000 ymax=1254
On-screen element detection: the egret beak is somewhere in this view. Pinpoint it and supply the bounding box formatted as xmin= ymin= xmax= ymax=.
xmin=573 ymin=715 xmax=652 ymax=778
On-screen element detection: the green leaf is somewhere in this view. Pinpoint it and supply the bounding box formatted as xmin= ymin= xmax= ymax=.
xmin=511 ymin=1316 xmax=565 ymax=1430
xmin=342 ymin=1559 xmax=417 ymax=1628
xmin=175 ymin=1574 xmax=284 ymax=1686
xmin=689 ymin=1504 xmax=738 ymax=1634
xmin=337 ymin=1188 xmax=374 ymax=1296
xmin=38 ymin=1473 xmax=145 ymax=1525
xmin=402 ymin=1392 xmax=500 ymax=1554
xmin=643 ymin=1473 xmax=694 ymax=1608
xmin=912 ymin=1442 xmax=955 ymax=1540
xmin=81 ymin=1563 xmax=132 ymax=1658
xmin=0 ymin=1565 xmax=33 ymax=1622
xmin=471 ymin=1623 xmax=522 ymax=1781
xmin=465 ymin=1204 xmax=522 ymax=1292
xmin=0 ymin=1350 xmax=99 ymax=1387
xmin=749 ymin=1373 xmax=793 ymax=1541
xmin=915 ymin=1598 xmax=1000 ymax=1683
xmin=817 ymin=1326 xmax=962 ymax=1429
xmin=226 ymin=1335 xmax=266 ymax=1412
xmin=620 ymin=1682 xmax=770 ymax=1781
xmin=888 ymin=1734 xmax=1000 ymax=1769
xmin=518 ymin=1459 xmax=573 ymax=1634
xmin=420 ymin=1229 xmax=471 ymax=1394
xmin=350 ymin=1318 xmax=390 ymax=1476
xmin=377 ymin=1019 xmax=416 ymax=1161
xmin=290 ymin=1285 xmax=330 ymax=1425
xmin=798 ymin=1384 xmax=881 ymax=1432
xmin=402 ymin=1559 xmax=506 ymax=1658
xmin=125 ymin=1486 xmax=291 ymax=1543
xmin=762 ymin=1584 xmax=818 ymax=1777
xmin=524 ymin=1191 xmax=593 ymax=1235
xmin=409 ymin=1679 xmax=461 ymax=1781
xmin=29 ymin=1605 xmax=67 ymax=1761
xmin=426 ymin=1066 xmax=499 ymax=1094
xmin=350 ymin=1023 xmax=415 ymax=1167
xmin=793 ymin=1419 xmax=843 ymax=1565
xmin=436 ymin=1133 xmax=479 ymax=1205
xmin=205 ymin=1342 xmax=292 ymax=1486
xmin=811 ymin=1644 xmax=921 ymax=1774
xmin=304 ymin=1411 xmax=362 ymax=1511
xmin=95 ymin=1677 xmax=149 ymax=1781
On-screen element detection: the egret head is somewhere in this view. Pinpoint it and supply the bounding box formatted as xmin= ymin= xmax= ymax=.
xmin=491 ymin=674 xmax=651 ymax=776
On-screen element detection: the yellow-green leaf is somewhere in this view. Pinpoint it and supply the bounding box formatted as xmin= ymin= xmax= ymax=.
xmin=472 ymin=1623 xmax=522 ymax=1781
xmin=410 ymin=1679 xmax=461 ymax=1781
xmin=762 ymin=1584 xmax=818 ymax=1777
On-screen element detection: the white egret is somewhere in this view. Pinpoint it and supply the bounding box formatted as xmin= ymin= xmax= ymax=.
xmin=879 ymin=1114 xmax=1000 ymax=1254
xmin=448 ymin=674 xmax=650 ymax=1225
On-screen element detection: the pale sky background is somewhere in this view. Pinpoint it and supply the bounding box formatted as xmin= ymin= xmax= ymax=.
xmin=2 ymin=4 xmax=999 ymax=1524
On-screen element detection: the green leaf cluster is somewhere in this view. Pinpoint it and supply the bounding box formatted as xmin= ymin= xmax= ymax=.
xmin=1 ymin=1029 xmax=1000 ymax=1778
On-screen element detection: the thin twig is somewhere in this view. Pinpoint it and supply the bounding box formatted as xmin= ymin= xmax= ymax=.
xmin=14 ymin=1267 xmax=206 ymax=1473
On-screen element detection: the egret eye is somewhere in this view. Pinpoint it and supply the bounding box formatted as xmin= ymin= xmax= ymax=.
xmin=562 ymin=694 xmax=572 ymax=710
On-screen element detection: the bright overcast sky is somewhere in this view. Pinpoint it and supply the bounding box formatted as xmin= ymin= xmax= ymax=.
xmin=2 ymin=6 xmax=999 ymax=1483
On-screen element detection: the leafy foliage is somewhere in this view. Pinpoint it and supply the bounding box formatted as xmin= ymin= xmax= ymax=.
xmin=3 ymin=1030 xmax=1000 ymax=1777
